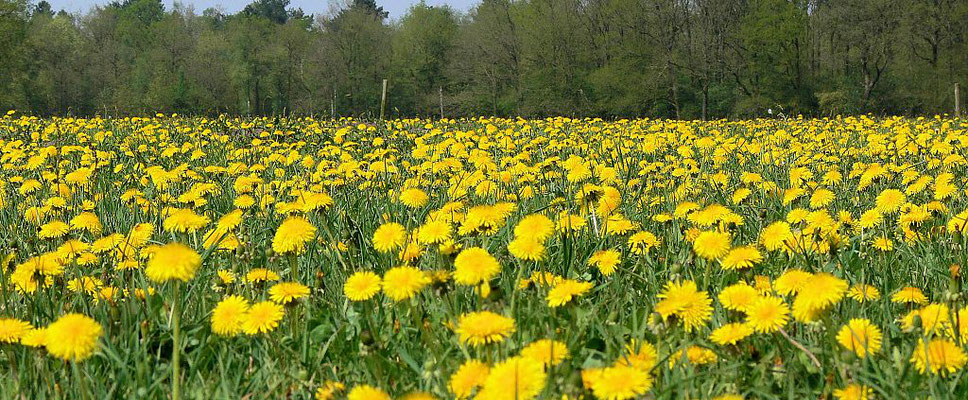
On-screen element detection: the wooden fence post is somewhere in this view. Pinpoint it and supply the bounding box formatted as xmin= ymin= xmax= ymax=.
xmin=956 ymin=83 xmax=961 ymax=116
xmin=380 ymin=79 xmax=388 ymax=120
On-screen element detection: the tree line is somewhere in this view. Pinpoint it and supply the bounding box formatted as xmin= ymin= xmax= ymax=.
xmin=0 ymin=0 xmax=966 ymax=118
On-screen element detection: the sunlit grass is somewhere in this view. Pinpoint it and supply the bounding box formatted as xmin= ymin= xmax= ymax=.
xmin=0 ymin=114 xmax=967 ymax=399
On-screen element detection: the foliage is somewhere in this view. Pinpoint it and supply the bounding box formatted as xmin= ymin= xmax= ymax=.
xmin=0 ymin=0 xmax=965 ymax=117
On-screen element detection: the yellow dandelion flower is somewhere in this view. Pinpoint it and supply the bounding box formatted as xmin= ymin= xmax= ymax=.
xmin=401 ymin=392 xmax=435 ymax=400
xmin=372 ymin=222 xmax=407 ymax=253
xmin=520 ymin=339 xmax=568 ymax=366
xmin=417 ymin=219 xmax=451 ymax=244
xmin=654 ymin=280 xmax=712 ymax=332
xmin=343 ymin=271 xmax=382 ymax=301
xmin=847 ymin=284 xmax=880 ymax=302
xmin=872 ymin=236 xmax=893 ymax=251
xmin=245 ymin=268 xmax=281 ymax=283
xmin=556 ymin=212 xmax=587 ymax=232
xmin=272 ymin=216 xmax=317 ymax=254
xmin=508 ymin=237 xmax=546 ymax=261
xmin=858 ymin=209 xmax=883 ymax=229
xmin=710 ymin=323 xmax=754 ymax=346
xmin=162 ymin=208 xmax=210 ymax=233
xmin=476 ymin=356 xmax=546 ymax=400
xmin=760 ymin=221 xmax=793 ymax=251
xmin=215 ymin=209 xmax=245 ymax=232
xmin=791 ymin=273 xmax=847 ymax=322
xmin=21 ymin=327 xmax=48 ymax=347
xmin=875 ymin=189 xmax=906 ymax=213
xmin=833 ymin=384 xmax=872 ymax=400
xmin=732 ymin=187 xmax=752 ymax=204
xmin=127 ymin=223 xmax=154 ymax=248
xmin=211 ymin=295 xmax=250 ymax=337
xmin=588 ymin=249 xmax=621 ymax=276
xmin=745 ymin=296 xmax=790 ymax=333
xmin=670 ymin=346 xmax=717 ymax=366
xmin=719 ymin=246 xmax=762 ymax=270
xmin=70 ymin=212 xmax=103 ymax=235
xmin=241 ymin=301 xmax=284 ymax=335
xmin=617 ymin=340 xmax=657 ymax=370
xmin=268 ymin=282 xmax=310 ymax=304
xmin=0 ymin=318 xmax=32 ymax=343
xmin=314 ymin=381 xmax=345 ymax=400
xmin=752 ymin=275 xmax=773 ymax=294
xmin=397 ymin=240 xmax=423 ymax=262
xmin=514 ymin=214 xmax=554 ymax=242
xmin=692 ymin=231 xmax=731 ymax=260
xmin=454 ymin=247 xmax=501 ymax=286
xmin=901 ymin=303 xmax=953 ymax=336
xmin=382 ymin=266 xmax=430 ymax=301
xmin=45 ymin=313 xmax=102 ymax=361
xmin=910 ymin=338 xmax=967 ymax=375
xmin=449 ymin=359 xmax=490 ymax=399
xmin=399 ymin=188 xmax=429 ymax=208
xmin=217 ymin=269 xmax=236 ymax=284
xmin=627 ymin=231 xmax=660 ymax=254
xmin=891 ymin=287 xmax=928 ymax=305
xmin=455 ymin=311 xmax=515 ymax=346
xmin=38 ymin=220 xmax=70 ymax=239
xmin=718 ymin=282 xmax=760 ymax=312
xmin=773 ymin=269 xmax=813 ymax=296
xmin=145 ymin=243 xmax=201 ymax=283
xmin=347 ymin=385 xmax=391 ymax=400
xmin=590 ymin=364 xmax=653 ymax=400
xmin=836 ymin=318 xmax=882 ymax=358
xmin=547 ymin=279 xmax=593 ymax=307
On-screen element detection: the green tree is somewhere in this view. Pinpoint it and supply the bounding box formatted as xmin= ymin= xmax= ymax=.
xmin=516 ymin=0 xmax=592 ymax=115
xmin=276 ymin=18 xmax=314 ymax=113
xmin=142 ymin=5 xmax=197 ymax=112
xmin=391 ymin=2 xmax=458 ymax=115
xmin=0 ymin=0 xmax=965 ymax=117
xmin=450 ymin=0 xmax=522 ymax=115
xmin=242 ymin=0 xmax=290 ymax=24
xmin=186 ymin=12 xmax=236 ymax=112
xmin=816 ymin=0 xmax=901 ymax=112
xmin=734 ymin=0 xmax=812 ymax=115
xmin=226 ymin=14 xmax=280 ymax=114
xmin=322 ymin=1 xmax=391 ymax=115
xmin=0 ymin=0 xmax=29 ymax=110
xmin=21 ymin=10 xmax=89 ymax=113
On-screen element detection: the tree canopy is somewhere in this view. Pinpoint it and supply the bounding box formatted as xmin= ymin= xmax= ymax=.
xmin=0 ymin=0 xmax=966 ymax=118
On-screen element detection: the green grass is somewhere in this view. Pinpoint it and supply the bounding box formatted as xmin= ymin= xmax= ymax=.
xmin=1 ymin=115 xmax=967 ymax=399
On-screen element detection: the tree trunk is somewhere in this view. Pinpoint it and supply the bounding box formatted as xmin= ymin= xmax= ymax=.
xmin=701 ymin=81 xmax=708 ymax=121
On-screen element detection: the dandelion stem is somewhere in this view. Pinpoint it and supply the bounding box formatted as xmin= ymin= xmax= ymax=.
xmin=288 ymin=253 xmax=298 ymax=281
xmin=73 ymin=359 xmax=90 ymax=400
xmin=590 ymin=212 xmax=600 ymax=237
xmin=172 ymin=282 xmax=182 ymax=400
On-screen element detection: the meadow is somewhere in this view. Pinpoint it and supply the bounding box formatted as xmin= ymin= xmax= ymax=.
xmin=0 ymin=113 xmax=967 ymax=399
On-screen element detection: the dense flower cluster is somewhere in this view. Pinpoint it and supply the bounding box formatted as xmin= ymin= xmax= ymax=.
xmin=1 ymin=114 xmax=968 ymax=398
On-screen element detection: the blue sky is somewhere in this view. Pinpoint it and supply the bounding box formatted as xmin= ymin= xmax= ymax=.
xmin=42 ymin=0 xmax=478 ymax=19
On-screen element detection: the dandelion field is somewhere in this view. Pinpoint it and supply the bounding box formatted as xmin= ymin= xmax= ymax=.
xmin=2 ymin=114 xmax=968 ymax=399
